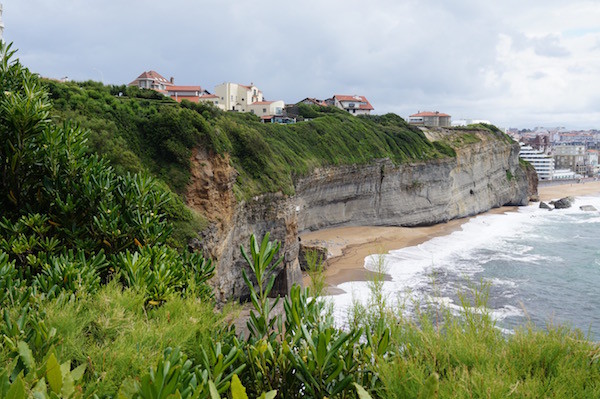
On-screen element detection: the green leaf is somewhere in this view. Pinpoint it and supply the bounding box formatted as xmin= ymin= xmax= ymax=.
xmin=70 ymin=363 xmax=86 ymax=382
xmin=61 ymin=370 xmax=75 ymax=398
xmin=377 ymin=328 xmax=390 ymax=356
xmin=17 ymin=341 xmax=35 ymax=372
xmin=258 ymin=390 xmax=277 ymax=399
xmin=353 ymin=383 xmax=373 ymax=399
xmin=117 ymin=377 xmax=140 ymax=399
xmin=166 ymin=391 xmax=182 ymax=399
xmin=45 ymin=353 xmax=63 ymax=394
xmin=208 ymin=380 xmax=221 ymax=399
xmin=230 ymin=374 xmax=248 ymax=399
xmin=60 ymin=360 xmax=71 ymax=378
xmin=6 ymin=375 xmax=25 ymax=399
xmin=417 ymin=373 xmax=439 ymax=399
xmin=32 ymin=377 xmax=47 ymax=398
xmin=316 ymin=332 xmax=327 ymax=368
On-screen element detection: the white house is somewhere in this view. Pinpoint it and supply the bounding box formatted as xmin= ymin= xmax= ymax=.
xmin=331 ymin=94 xmax=374 ymax=115
xmin=214 ymin=82 xmax=264 ymax=111
xmin=197 ymin=94 xmax=225 ymax=109
xmin=247 ymin=100 xmax=285 ymax=117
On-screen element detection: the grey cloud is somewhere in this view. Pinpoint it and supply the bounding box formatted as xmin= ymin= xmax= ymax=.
xmin=531 ymin=35 xmax=570 ymax=57
xmin=511 ymin=32 xmax=570 ymax=57
xmin=529 ymin=71 xmax=547 ymax=80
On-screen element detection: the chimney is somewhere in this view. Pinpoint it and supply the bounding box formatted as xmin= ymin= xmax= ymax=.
xmin=170 ymin=77 xmax=174 ymax=84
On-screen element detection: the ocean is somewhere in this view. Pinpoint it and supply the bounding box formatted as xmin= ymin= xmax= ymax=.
xmin=331 ymin=193 xmax=600 ymax=339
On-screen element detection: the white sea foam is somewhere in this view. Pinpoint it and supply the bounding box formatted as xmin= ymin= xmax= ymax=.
xmin=329 ymin=194 xmax=600 ymax=332
xmin=490 ymin=304 xmax=524 ymax=321
xmin=488 ymin=278 xmax=517 ymax=287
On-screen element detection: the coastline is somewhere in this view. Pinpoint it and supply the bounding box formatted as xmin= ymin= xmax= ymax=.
xmin=300 ymin=180 xmax=600 ymax=294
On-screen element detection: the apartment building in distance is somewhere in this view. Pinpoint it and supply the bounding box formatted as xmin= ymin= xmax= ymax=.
xmin=519 ymin=143 xmax=555 ymax=180
xmin=553 ymin=145 xmax=587 ymax=175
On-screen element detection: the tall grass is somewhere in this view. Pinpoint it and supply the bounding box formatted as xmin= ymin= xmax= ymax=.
xmin=39 ymin=282 xmax=226 ymax=397
xmin=305 ymin=249 xmax=326 ymax=297
xmin=370 ymin=283 xmax=600 ymax=398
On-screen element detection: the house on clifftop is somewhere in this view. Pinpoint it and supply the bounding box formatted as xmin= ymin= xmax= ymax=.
xmin=408 ymin=111 xmax=451 ymax=127
xmin=214 ymin=82 xmax=285 ymax=116
xmin=214 ymin=82 xmax=264 ymax=112
xmin=129 ymin=70 xmax=173 ymax=92
xmin=166 ymin=85 xmax=212 ymax=103
xmin=329 ymin=94 xmax=374 ymax=115
xmin=129 ymin=70 xmax=222 ymax=106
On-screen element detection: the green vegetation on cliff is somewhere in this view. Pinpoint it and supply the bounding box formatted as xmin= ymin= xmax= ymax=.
xmin=45 ymin=80 xmax=458 ymax=200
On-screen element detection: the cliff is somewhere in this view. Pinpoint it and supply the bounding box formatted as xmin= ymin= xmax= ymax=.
xmin=187 ymin=127 xmax=536 ymax=301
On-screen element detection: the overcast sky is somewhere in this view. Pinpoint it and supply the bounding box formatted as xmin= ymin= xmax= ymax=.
xmin=2 ymin=0 xmax=600 ymax=129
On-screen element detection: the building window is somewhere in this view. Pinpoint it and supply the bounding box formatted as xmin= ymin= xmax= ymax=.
xmin=263 ymin=108 xmax=267 ymax=113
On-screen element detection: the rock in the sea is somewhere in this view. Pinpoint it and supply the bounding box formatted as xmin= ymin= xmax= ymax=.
xmin=580 ymin=205 xmax=598 ymax=212
xmin=539 ymin=201 xmax=551 ymax=210
xmin=552 ymin=197 xmax=572 ymax=209
xmin=298 ymin=243 xmax=328 ymax=271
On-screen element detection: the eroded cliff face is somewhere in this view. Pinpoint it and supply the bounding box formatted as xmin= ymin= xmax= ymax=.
xmin=186 ymin=149 xmax=302 ymax=302
xmin=187 ymin=129 xmax=536 ymax=301
xmin=295 ymin=129 xmax=532 ymax=231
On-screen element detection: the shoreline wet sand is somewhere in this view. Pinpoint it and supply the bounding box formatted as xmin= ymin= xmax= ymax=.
xmin=300 ymin=180 xmax=600 ymax=294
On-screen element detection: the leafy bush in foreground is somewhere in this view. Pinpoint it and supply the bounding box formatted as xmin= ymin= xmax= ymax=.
xmin=0 ymin=41 xmax=213 ymax=307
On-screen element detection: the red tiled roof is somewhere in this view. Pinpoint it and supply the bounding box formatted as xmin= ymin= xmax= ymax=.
xmin=410 ymin=111 xmax=451 ymax=117
xmin=167 ymin=85 xmax=203 ymax=92
xmin=334 ymin=94 xmax=362 ymax=102
xmin=251 ymin=101 xmax=274 ymax=105
xmin=199 ymin=94 xmax=219 ymax=99
xmin=129 ymin=70 xmax=173 ymax=86
xmin=333 ymin=94 xmax=374 ymax=110
xmin=298 ymin=97 xmax=327 ymax=106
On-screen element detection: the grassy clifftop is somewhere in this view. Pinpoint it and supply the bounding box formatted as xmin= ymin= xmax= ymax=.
xmin=46 ymin=80 xmax=463 ymax=200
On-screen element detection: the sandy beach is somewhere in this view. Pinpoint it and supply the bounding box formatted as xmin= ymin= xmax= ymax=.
xmin=300 ymin=180 xmax=600 ymax=293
